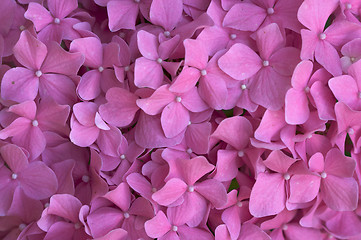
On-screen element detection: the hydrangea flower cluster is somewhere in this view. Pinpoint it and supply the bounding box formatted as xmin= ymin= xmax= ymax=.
xmin=1 ymin=0 xmax=361 ymax=239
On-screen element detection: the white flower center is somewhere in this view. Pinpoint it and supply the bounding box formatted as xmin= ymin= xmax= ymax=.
xmin=164 ymin=31 xmax=171 ymax=37
xmin=282 ymin=224 xmax=288 ymax=230
xmin=283 ymin=173 xmax=291 ymax=180
xmin=19 ymin=25 xmax=25 ymax=31
xmin=152 ymin=187 xmax=157 ymax=193
xmin=119 ymin=32 xmax=125 ymax=38
xmin=238 ymin=151 xmax=244 ymax=157
xmin=98 ymin=66 xmax=104 ymax=72
xmin=230 ymin=34 xmax=236 ymax=40
xmin=175 ymin=96 xmax=182 ymax=102
xmin=319 ymin=33 xmax=326 ymax=40
xmin=120 ymin=154 xmax=126 ymax=159
xmin=186 ymin=148 xmax=192 ymax=154
xmin=187 ymin=185 xmax=194 ymax=192
xmin=241 ymin=84 xmax=247 ymax=90
xmin=54 ymin=18 xmax=60 ymax=24
xmin=12 ymin=173 xmax=18 ymax=180
xmin=347 ymin=127 xmax=355 ymax=135
xmin=304 ymin=86 xmax=310 ymax=93
xmin=172 ymin=225 xmax=178 ymax=232
xmin=123 ymin=212 xmax=130 ymax=218
xmin=74 ymin=223 xmax=81 ymax=229
xmin=267 ymin=8 xmax=274 ymax=14
xmin=188 ymin=121 xmax=191 ymax=126
xmin=82 ymin=175 xmax=90 ymax=183
xmin=35 ymin=70 xmax=42 ymax=77
xmin=200 ymin=69 xmax=207 ymax=76
xmin=124 ymin=66 xmax=130 ymax=71
xmin=156 ymin=58 xmax=163 ymax=64
xmin=345 ymin=3 xmax=352 ymax=9
xmin=262 ymin=60 xmax=269 ymax=67
xmin=237 ymin=201 xmax=243 ymax=207
xmin=19 ymin=223 xmax=27 ymax=231
xmin=134 ymin=0 xmax=140 ymax=2
xmin=321 ymin=172 xmax=327 ymax=178
xmin=32 ymin=120 xmax=39 ymax=127
xmin=351 ymin=57 xmax=356 ymax=63
xmin=44 ymin=203 xmax=50 ymax=208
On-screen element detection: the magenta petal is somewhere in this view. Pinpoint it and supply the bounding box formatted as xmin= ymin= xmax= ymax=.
xmin=308 ymin=152 xmax=325 ymax=173
xmin=289 ymin=174 xmax=320 ymax=203
xmin=315 ymin=41 xmax=342 ymax=77
xmin=195 ymin=179 xmax=227 ymax=208
xmin=178 ymin=156 xmax=214 ymax=185
xmin=13 ymin=30 xmax=47 ymax=70
xmin=223 ymin=3 xmax=266 ymax=31
xmin=107 ymin=0 xmax=138 ymax=31
xmin=137 ymin=30 xmax=159 ymax=60
xmin=134 ymin=57 xmax=164 ymax=89
xmin=0 ymin=144 xmax=28 ymax=173
xmin=324 ymin=148 xmax=356 ymax=177
xmin=39 ymin=74 xmax=77 ymax=105
xmin=150 ymin=0 xmax=182 ymax=30
xmin=169 ymin=67 xmax=201 ymax=93
xmin=321 ymin=175 xmax=358 ymax=211
xmin=93 ymin=229 xmax=128 ymax=240
xmin=104 ymin=183 xmax=131 ymax=211
xmin=256 ymin=23 xmax=284 ymax=60
xmin=8 ymin=100 xmax=37 ymax=120
xmin=290 ymin=60 xmax=313 ymax=89
xmin=300 ymin=29 xmax=318 ymax=60
xmin=180 ymin=87 xmax=209 ymax=113
xmin=44 ymin=221 xmax=75 ymax=240
xmin=0 ymin=117 xmax=31 ymax=140
xmin=87 ymin=207 xmax=123 ymax=238
xmin=24 ymin=3 xmax=53 ymax=32
xmin=285 ymin=89 xmax=309 ymax=125
xmin=249 ymin=173 xmax=285 ymax=217
xmin=185 ymin=122 xmax=211 ymax=154
xmin=263 ymin=150 xmax=297 ymax=173
xmin=215 ymin=224 xmax=231 ymax=240
xmin=47 ymin=194 xmax=82 ymax=223
xmin=213 ymin=150 xmax=238 ymax=182
xmin=161 ymin=102 xmax=190 ymax=138
xmin=198 ymin=74 xmax=228 ymax=110
xmin=144 ymin=211 xmax=171 ymax=238
xmin=184 ymin=39 xmax=208 ymax=70
xmin=136 ymin=85 xmax=174 ymax=115
xmin=73 ymin=102 xmax=97 ymax=126
xmin=1 ymin=67 xmax=39 ymax=102
xmin=20 ymin=161 xmax=58 ymax=200
xmin=97 ymin=127 xmax=122 ymax=157
xmin=239 ymin=223 xmax=271 ymax=240
xmin=69 ymin=119 xmax=99 ymax=147
xmin=126 ymin=173 xmax=152 ymax=200
xmin=328 ymin=75 xmax=359 ymax=110
xmin=218 ymin=43 xmax=262 ymax=80
xmin=69 ymin=37 xmax=102 ymax=68
xmin=13 ymin=124 xmax=46 ymax=160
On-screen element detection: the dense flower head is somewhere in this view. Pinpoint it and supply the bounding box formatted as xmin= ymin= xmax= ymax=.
xmin=0 ymin=0 xmax=361 ymax=239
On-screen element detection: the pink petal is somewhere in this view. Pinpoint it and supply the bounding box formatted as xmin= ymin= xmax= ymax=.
xmin=213 ymin=150 xmax=238 ymax=182
xmin=8 ymin=100 xmax=37 ymax=120
xmin=270 ymin=47 xmax=301 ymax=77
xmin=104 ymin=182 xmax=131 ymax=211
xmin=93 ymin=229 xmax=128 ymax=240
xmin=321 ymin=175 xmax=358 ymax=211
xmin=297 ymin=0 xmax=339 ymax=31
xmin=87 ymin=207 xmax=123 ymax=238
xmin=177 ymin=156 xmax=214 ymax=185
xmin=264 ymin=150 xmax=297 ymax=173
xmin=69 ymin=119 xmax=99 ymax=147
xmin=107 ymin=0 xmax=138 ymax=31
xmin=212 ymin=116 xmax=252 ymax=150
xmin=198 ymin=73 xmax=228 ymax=110
xmin=254 ymin=109 xmax=286 ymax=142
xmin=20 ymin=161 xmax=58 ymax=200
xmin=184 ymin=39 xmax=208 ymax=70
xmin=0 ymin=117 xmax=31 ymax=139
xmin=328 ymin=75 xmax=359 ymax=110
xmin=169 ymin=67 xmax=201 ymax=93
xmin=43 ymin=221 xmax=75 ymax=240
xmin=39 ymin=74 xmax=77 ymax=105
xmin=290 ymin=60 xmax=313 ymax=90
xmin=325 ymin=148 xmax=356 ymax=177
xmin=256 ymin=23 xmax=284 ymax=60
xmin=126 ymin=173 xmax=152 ymax=200
xmin=285 ymin=89 xmax=309 ymax=125
xmin=239 ymin=223 xmax=271 ymax=240
xmin=218 ymin=43 xmax=262 ymax=80
xmin=99 ymin=87 xmax=139 ymax=127
xmin=69 ymin=37 xmax=102 ymax=68
xmin=158 ymin=35 xmax=180 ymax=60
xmin=0 ymin=144 xmax=28 ymax=173
xmin=315 ymin=41 xmax=342 ymax=77
xmin=180 ymin=87 xmax=209 ymax=113
xmin=77 ymin=70 xmax=101 ymax=100
xmin=249 ymin=173 xmax=285 ymax=217
xmin=41 ymin=42 xmax=84 ymax=76
xmin=136 ymin=85 xmax=174 ymax=115
xmin=14 ymin=30 xmax=47 ymax=70
xmin=223 ymin=3 xmax=266 ymax=31
xmin=95 ymin=112 xmax=110 ymax=131
xmin=308 ymin=152 xmax=325 ymax=173
xmin=310 ymin=81 xmax=336 ymax=121
xmin=185 ymin=122 xmax=211 ymax=154
xmin=47 ymin=194 xmax=82 ymax=222
xmin=47 ymin=0 xmax=77 ymax=19
xmin=24 ymin=3 xmax=53 ymax=32
xmin=134 ymin=57 xmax=164 ymax=89
xmin=73 ymin=102 xmax=97 ymax=127
xmin=215 ymin=224 xmax=231 ymax=240
xmin=195 ymin=179 xmax=227 ymax=208
xmin=161 ymin=102 xmax=190 ymax=138
xmin=137 ymin=30 xmax=159 ymax=60
xmin=1 ymin=67 xmax=39 ymax=102
xmin=289 ymin=174 xmax=320 ymax=203
xmin=149 ymin=0 xmax=183 ymax=31
xmin=152 ymin=178 xmax=187 ymax=206
xmin=144 ymin=211 xmax=171 ymax=238
xmin=299 ymin=29 xmax=318 ymax=60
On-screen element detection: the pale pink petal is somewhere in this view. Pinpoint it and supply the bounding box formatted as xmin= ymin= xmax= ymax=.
xmin=290 ymin=60 xmax=313 ymax=89
xmin=325 ymin=148 xmax=356 ymax=177
xmin=308 ymin=152 xmax=325 ymax=173
xmin=136 ymin=85 xmax=174 ymax=115
xmin=8 ymin=100 xmax=37 ymax=120
xmin=239 ymin=223 xmax=271 ymax=240
xmin=137 ymin=30 xmax=159 ymax=60
xmin=144 ymin=211 xmax=171 ymax=238
xmin=256 ymin=23 xmax=284 ymax=60
xmin=213 ymin=150 xmax=238 ymax=182
xmin=300 ymin=29 xmax=318 ymax=60
xmin=69 ymin=37 xmax=102 ymax=68
xmin=315 ymin=41 xmax=342 ymax=77
xmin=161 ymin=102 xmax=190 ymax=138
xmin=195 ymin=179 xmax=227 ymax=208
xmin=263 ymin=150 xmax=297 ymax=174
xmin=48 ymin=0 xmax=78 ymax=19
xmin=218 ymin=43 xmax=262 ymax=80
xmin=249 ymin=173 xmax=285 ymax=217
xmin=289 ymin=174 xmax=320 ymax=203
xmin=47 ymin=194 xmax=82 ymax=222
xmin=104 ymin=182 xmax=131 ymax=211
xmin=152 ymin=178 xmax=187 ymax=206
xmin=321 ymin=175 xmax=358 ymax=211
xmin=223 ymin=3 xmax=266 ymax=31
xmin=134 ymin=57 xmax=164 ymax=89
xmin=24 ymin=3 xmax=53 ymax=32
xmin=149 ymin=0 xmax=183 ymax=31
xmin=77 ymin=70 xmax=101 ymax=100
xmin=20 ymin=161 xmax=58 ymax=200
xmin=168 ymin=67 xmax=200 ymax=93
xmin=328 ymin=75 xmax=359 ymax=110
xmin=1 ymin=67 xmax=39 ymax=102
xmin=0 ymin=144 xmax=28 ymax=173
xmin=184 ymin=39 xmax=208 ymax=70
xmin=107 ymin=0 xmax=138 ymax=31
xmin=39 ymin=74 xmax=77 ymax=105
xmin=12 ymin=125 xmax=46 ymax=160
xmin=73 ymin=102 xmax=97 ymax=127
xmin=180 ymin=87 xmax=209 ymax=113
xmin=198 ymin=73 xmax=228 ymax=110
xmin=285 ymin=89 xmax=309 ymax=125
xmin=69 ymin=119 xmax=99 ymax=147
